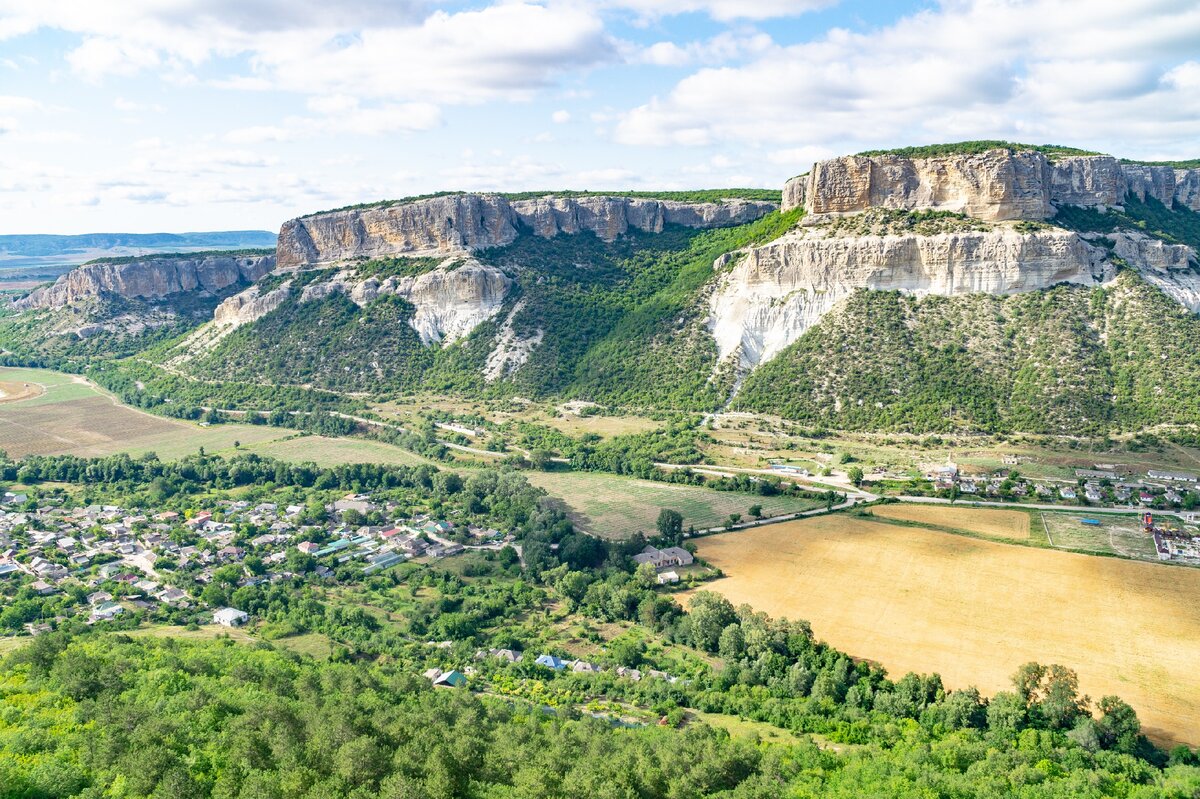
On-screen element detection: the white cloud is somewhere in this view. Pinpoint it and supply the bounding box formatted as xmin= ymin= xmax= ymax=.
xmin=552 ymin=110 xmax=571 ymax=123
xmin=1 ymin=1 xmax=615 ymax=106
xmin=637 ymin=31 xmax=774 ymax=66
xmin=615 ymin=0 xmax=1200 ymax=160
xmin=608 ymin=0 xmax=835 ymax=22
xmin=0 ymin=94 xmax=38 ymax=113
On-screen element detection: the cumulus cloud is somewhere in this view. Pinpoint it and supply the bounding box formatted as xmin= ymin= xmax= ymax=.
xmin=608 ymin=0 xmax=835 ymax=22
xmin=614 ymin=0 xmax=1200 ymax=160
xmin=0 ymin=1 xmax=615 ymax=105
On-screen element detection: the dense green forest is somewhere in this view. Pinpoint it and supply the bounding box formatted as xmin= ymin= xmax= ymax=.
xmin=1 ymin=452 xmax=1198 ymax=797
xmin=734 ymin=270 xmax=1200 ymax=434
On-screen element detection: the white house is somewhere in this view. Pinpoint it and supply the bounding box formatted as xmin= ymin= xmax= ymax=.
xmin=213 ymin=607 xmax=249 ymax=627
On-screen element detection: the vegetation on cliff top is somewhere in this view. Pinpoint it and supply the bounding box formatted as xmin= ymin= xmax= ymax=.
xmin=856 ymin=140 xmax=1104 ymax=160
xmin=83 ymin=247 xmax=275 ymax=266
xmin=313 ymin=188 xmax=781 ymax=215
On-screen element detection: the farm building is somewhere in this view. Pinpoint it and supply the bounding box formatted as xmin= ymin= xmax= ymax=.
xmin=634 ymin=545 xmax=694 ymax=571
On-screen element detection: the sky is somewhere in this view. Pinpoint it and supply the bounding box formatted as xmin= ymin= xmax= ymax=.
xmin=1 ymin=0 xmax=1199 ymax=235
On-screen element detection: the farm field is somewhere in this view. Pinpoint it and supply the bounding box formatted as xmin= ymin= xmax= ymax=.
xmin=1041 ymin=512 xmax=1163 ymax=561
xmin=526 ymin=470 xmax=823 ymax=539
xmin=690 ymin=514 xmax=1200 ymax=747
xmin=240 ymin=434 xmax=433 ymax=467
xmin=870 ymin=503 xmax=1033 ymax=540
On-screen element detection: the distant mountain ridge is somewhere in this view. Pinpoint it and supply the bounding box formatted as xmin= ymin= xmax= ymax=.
xmin=0 ymin=230 xmax=276 ymax=258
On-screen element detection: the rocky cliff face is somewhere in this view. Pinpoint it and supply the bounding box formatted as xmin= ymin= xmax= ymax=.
xmin=276 ymin=194 xmax=778 ymax=267
xmin=708 ymin=223 xmax=1113 ymax=371
xmin=783 ymin=151 xmax=1200 ymax=220
xmin=14 ymin=253 xmax=275 ymax=310
xmin=210 ymin=257 xmax=510 ymax=346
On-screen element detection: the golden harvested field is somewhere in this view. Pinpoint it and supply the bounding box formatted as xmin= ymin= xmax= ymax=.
xmin=691 ymin=515 xmax=1200 ymax=747
xmin=870 ymin=504 xmax=1032 ymax=540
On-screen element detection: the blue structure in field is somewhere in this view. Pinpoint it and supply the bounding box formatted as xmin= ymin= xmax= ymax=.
xmin=1080 ymin=518 xmax=1101 ymax=526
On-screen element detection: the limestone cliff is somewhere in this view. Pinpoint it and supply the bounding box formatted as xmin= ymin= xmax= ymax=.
xmin=783 ymin=150 xmax=1200 ymax=220
xmin=708 ymin=221 xmax=1112 ymax=371
xmin=14 ymin=252 xmax=275 ymax=310
xmin=210 ymin=257 xmax=509 ymax=346
xmin=276 ymin=194 xmax=777 ymax=267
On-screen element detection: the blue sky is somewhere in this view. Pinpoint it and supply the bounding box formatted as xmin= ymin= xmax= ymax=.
xmin=1 ymin=0 xmax=1198 ymax=234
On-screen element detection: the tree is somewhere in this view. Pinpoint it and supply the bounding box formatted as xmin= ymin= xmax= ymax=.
xmin=656 ymin=509 xmax=683 ymax=543
xmin=748 ymin=504 xmax=763 ymax=519
xmin=686 ymin=591 xmax=736 ymax=652
xmin=847 ymin=466 xmax=864 ymax=487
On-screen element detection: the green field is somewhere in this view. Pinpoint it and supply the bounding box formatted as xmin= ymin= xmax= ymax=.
xmin=1041 ymin=512 xmax=1162 ymax=561
xmin=526 ymin=470 xmax=823 ymax=539
xmin=241 ymin=434 xmax=433 ymax=467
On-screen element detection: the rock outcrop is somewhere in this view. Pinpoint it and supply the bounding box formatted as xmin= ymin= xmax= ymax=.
xmin=783 ymin=150 xmax=1200 ymax=220
xmin=211 ymin=257 xmax=511 ymax=346
xmin=276 ymin=194 xmax=778 ymax=267
xmin=15 ymin=253 xmax=275 ymax=310
xmin=212 ymin=282 xmax=292 ymax=328
xmin=708 ymin=224 xmax=1112 ymax=371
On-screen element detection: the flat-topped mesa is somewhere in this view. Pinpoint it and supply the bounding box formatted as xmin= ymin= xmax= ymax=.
xmin=14 ymin=252 xmax=275 ymax=310
xmin=276 ymin=193 xmax=778 ymax=267
xmin=782 ymin=150 xmax=1200 ymax=221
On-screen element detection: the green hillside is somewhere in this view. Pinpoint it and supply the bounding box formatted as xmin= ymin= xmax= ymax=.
xmin=734 ymin=270 xmax=1200 ymax=434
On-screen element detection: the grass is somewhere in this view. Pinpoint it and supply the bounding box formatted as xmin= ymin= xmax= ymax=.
xmin=240 ymin=434 xmax=434 ymax=467
xmin=126 ymin=624 xmax=258 ymax=645
xmin=1041 ymin=511 xmax=1163 ymax=561
xmin=691 ymin=514 xmax=1200 ymax=747
xmin=273 ymin=632 xmax=334 ymax=660
xmin=525 ymin=470 xmax=823 ymax=539
xmin=688 ymin=710 xmax=803 ymax=745
xmin=0 ymin=637 xmax=29 ymax=656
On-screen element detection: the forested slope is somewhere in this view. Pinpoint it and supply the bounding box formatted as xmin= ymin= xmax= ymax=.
xmin=734 ymin=270 xmax=1200 ymax=434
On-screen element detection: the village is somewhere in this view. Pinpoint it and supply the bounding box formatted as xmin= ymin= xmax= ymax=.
xmin=0 ymin=488 xmax=516 ymax=635
xmin=915 ymin=462 xmax=1200 ymax=511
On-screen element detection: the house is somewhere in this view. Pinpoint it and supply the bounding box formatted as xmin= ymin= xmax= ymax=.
xmin=657 ymin=570 xmax=680 ymax=585
xmin=571 ymin=660 xmax=599 ymax=673
xmin=213 ymin=607 xmax=249 ymax=627
xmin=29 ymin=579 xmax=56 ymax=595
xmin=535 ymin=654 xmax=567 ymax=671
xmin=90 ymin=601 xmax=124 ymax=621
xmin=87 ymin=590 xmax=113 ymax=605
xmin=433 ymin=670 xmax=467 ymax=688
xmin=1059 ymin=487 xmax=1077 ymax=500
xmin=616 ymin=666 xmax=642 ymax=681
xmin=633 ymin=545 xmax=694 ymax=571
xmin=1139 ymin=492 xmax=1156 ymax=505
xmin=491 ymin=648 xmax=522 ymax=663
xmin=159 ymin=587 xmax=189 ymax=604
